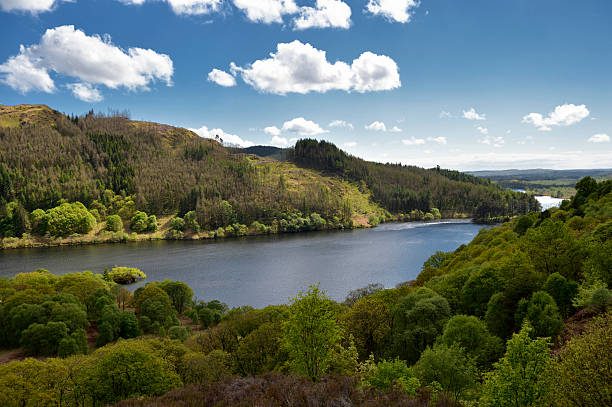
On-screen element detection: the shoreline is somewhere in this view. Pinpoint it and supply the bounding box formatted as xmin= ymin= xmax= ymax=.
xmin=0 ymin=215 xmax=480 ymax=251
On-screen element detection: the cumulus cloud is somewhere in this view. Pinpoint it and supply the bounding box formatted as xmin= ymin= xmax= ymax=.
xmin=230 ymin=40 xmax=400 ymax=95
xmin=479 ymin=135 xmax=505 ymax=147
xmin=588 ymin=133 xmax=610 ymax=143
xmin=439 ymin=110 xmax=452 ymax=119
xmin=293 ymin=0 xmax=352 ymax=30
xmin=402 ymin=137 xmax=425 ymax=145
xmin=476 ymin=126 xmax=488 ymax=135
xmin=281 ymin=117 xmax=327 ymax=136
xmin=232 ymin=0 xmax=298 ymax=23
xmin=365 ymin=0 xmax=419 ymax=23
xmin=389 ymin=126 xmax=402 ymax=133
xmin=264 ymin=126 xmax=281 ymax=136
xmin=428 ymin=136 xmax=447 ymax=145
xmin=67 ymin=83 xmax=103 ymax=102
xmin=463 ymin=108 xmax=486 ymax=121
xmin=365 ymin=121 xmax=387 ymax=132
xmin=0 ymin=0 xmax=69 ymax=13
xmin=522 ymin=103 xmax=590 ymax=131
xmin=207 ymin=68 xmax=236 ymax=87
xmin=343 ymin=141 xmax=357 ymax=148
xmin=270 ymin=135 xmax=289 ymax=146
xmin=329 ymin=120 xmax=353 ymax=129
xmin=0 ymin=25 xmax=173 ymax=100
xmin=119 ymin=0 xmax=222 ymax=15
xmin=189 ymin=125 xmax=254 ymax=147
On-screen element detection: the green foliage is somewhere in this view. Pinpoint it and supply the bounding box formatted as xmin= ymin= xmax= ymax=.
xmin=359 ymin=355 xmax=420 ymax=395
xmin=181 ymin=350 xmax=232 ymax=384
xmin=184 ymin=210 xmax=200 ymax=233
xmin=345 ymin=296 xmax=391 ymax=359
xmin=43 ymin=202 xmax=97 ymax=237
xmin=159 ymin=280 xmax=194 ymax=313
xmin=549 ymin=314 xmax=612 ymax=407
xmin=168 ymin=325 xmax=191 ymax=341
xmin=109 ymin=266 xmax=146 ymax=284
xmin=543 ymin=273 xmax=578 ymax=317
xmin=461 ymin=266 xmax=505 ymax=317
xmin=87 ymin=342 xmax=182 ymax=404
xmin=232 ymin=322 xmax=285 ymax=376
xmin=284 ymin=284 xmax=343 ymax=380
xmin=438 ymin=314 xmax=503 ymax=368
xmin=414 ymin=343 xmax=478 ymax=400
xmin=20 ymin=321 xmax=69 ymax=355
xmin=391 ymin=287 xmax=451 ymax=364
xmin=516 ymin=291 xmax=563 ymax=338
xmin=105 ymin=214 xmax=123 ymax=232
xmin=170 ymin=216 xmax=186 ymax=232
xmin=572 ymin=280 xmax=612 ymax=312
xmin=481 ymin=323 xmax=552 ymax=407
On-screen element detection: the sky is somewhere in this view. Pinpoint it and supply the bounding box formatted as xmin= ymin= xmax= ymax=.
xmin=0 ymin=0 xmax=611 ymax=171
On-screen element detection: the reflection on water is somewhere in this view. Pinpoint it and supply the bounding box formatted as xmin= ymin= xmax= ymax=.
xmin=535 ymin=195 xmax=564 ymax=210
xmin=0 ymin=221 xmax=486 ymax=308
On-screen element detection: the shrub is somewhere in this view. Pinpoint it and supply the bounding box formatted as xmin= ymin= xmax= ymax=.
xmin=170 ymin=217 xmax=186 ymax=232
xmin=109 ymin=267 xmax=147 ymax=284
xmin=106 ymin=214 xmax=123 ymax=232
xmin=43 ymin=202 xmax=97 ymax=237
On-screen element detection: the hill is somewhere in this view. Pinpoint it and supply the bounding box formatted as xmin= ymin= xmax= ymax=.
xmin=1 ymin=104 xmax=537 ymax=243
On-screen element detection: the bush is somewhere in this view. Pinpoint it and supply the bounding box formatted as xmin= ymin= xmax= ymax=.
xmin=109 ymin=267 xmax=147 ymax=284
xmin=43 ymin=202 xmax=97 ymax=237
xmin=572 ymin=281 xmax=612 ymax=312
xmin=360 ymin=355 xmax=420 ymax=395
xmin=168 ymin=325 xmax=191 ymax=341
xmin=170 ymin=217 xmax=186 ymax=232
xmin=106 ymin=214 xmax=123 ymax=232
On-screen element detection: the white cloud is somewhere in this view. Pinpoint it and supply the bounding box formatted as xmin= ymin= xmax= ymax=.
xmin=389 ymin=126 xmax=402 ymax=133
xmin=270 ymin=135 xmax=289 ymax=146
xmin=476 ymin=126 xmax=488 ymax=135
xmin=189 ymin=125 xmax=254 ymax=147
xmin=0 ymin=51 xmax=55 ymax=93
xmin=67 ymin=83 xmax=103 ymax=102
xmin=293 ymin=0 xmax=351 ymax=30
xmin=343 ymin=141 xmax=357 ymax=148
xmin=281 ymin=117 xmax=327 ymax=136
xmin=207 ymin=68 xmax=236 ymax=87
xmin=329 ymin=120 xmax=353 ymax=129
xmin=439 ymin=110 xmax=452 ymax=119
xmin=588 ymin=133 xmax=610 ymax=143
xmin=479 ymin=135 xmax=505 ymax=148
xmin=119 ymin=0 xmax=223 ymax=14
xmin=463 ymin=107 xmax=486 ymax=121
xmin=0 ymin=25 xmax=173 ymax=100
xmin=232 ymin=0 xmax=298 ymax=23
xmin=522 ymin=103 xmax=590 ymax=131
xmin=230 ymin=40 xmax=400 ymax=95
xmin=365 ymin=0 xmax=419 ymax=23
xmin=0 ymin=0 xmax=68 ymax=13
xmin=264 ymin=126 xmax=281 ymax=136
xmin=402 ymin=137 xmax=425 ymax=145
xmin=365 ymin=121 xmax=387 ymax=132
xmin=428 ymin=136 xmax=447 ymax=145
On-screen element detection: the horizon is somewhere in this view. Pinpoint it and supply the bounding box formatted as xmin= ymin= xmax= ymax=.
xmin=1 ymin=0 xmax=611 ymax=170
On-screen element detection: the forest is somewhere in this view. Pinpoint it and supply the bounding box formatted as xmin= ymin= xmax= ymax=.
xmin=0 ymin=104 xmax=538 ymax=248
xmin=0 ymin=177 xmax=610 ymax=406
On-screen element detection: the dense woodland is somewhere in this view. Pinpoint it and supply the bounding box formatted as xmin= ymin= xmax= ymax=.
xmin=1 ymin=105 xmax=538 ymax=244
xmin=291 ymin=139 xmax=538 ymax=219
xmin=0 ymin=177 xmax=610 ymax=406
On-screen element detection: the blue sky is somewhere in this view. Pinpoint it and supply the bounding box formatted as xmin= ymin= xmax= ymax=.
xmin=1 ymin=0 xmax=611 ymax=170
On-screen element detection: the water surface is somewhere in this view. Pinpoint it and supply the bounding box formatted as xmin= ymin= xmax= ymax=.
xmin=0 ymin=220 xmax=486 ymax=308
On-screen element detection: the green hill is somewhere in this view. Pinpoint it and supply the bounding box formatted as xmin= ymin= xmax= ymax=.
xmin=0 ymin=104 xmax=537 ymax=243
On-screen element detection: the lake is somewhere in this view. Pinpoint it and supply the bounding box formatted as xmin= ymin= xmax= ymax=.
xmin=0 ymin=220 xmax=487 ymax=308
xmin=535 ymin=195 xmax=564 ymax=210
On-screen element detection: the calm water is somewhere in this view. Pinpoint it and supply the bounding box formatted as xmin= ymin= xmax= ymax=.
xmin=535 ymin=195 xmax=564 ymax=210
xmin=0 ymin=220 xmax=486 ymax=308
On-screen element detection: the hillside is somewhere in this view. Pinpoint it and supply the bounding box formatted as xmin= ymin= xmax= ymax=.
xmin=1 ymin=104 xmax=536 ymax=243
